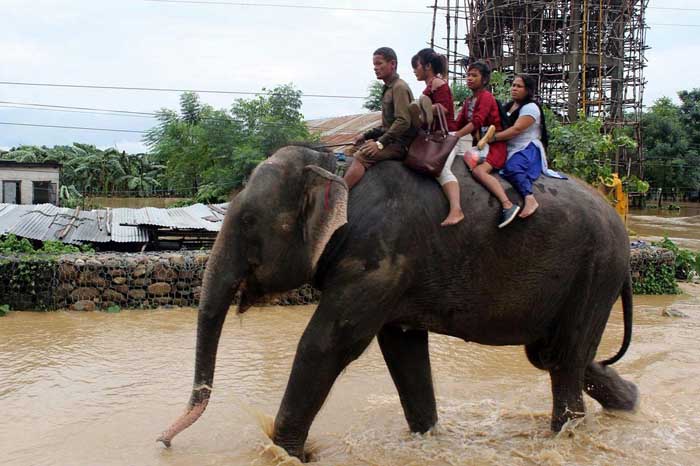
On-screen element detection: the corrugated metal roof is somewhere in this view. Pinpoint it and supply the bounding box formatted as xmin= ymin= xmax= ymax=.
xmin=0 ymin=204 xmax=25 ymax=235
xmin=0 ymin=202 xmax=230 ymax=245
xmin=110 ymin=208 xmax=153 ymax=243
xmin=5 ymin=204 xmax=71 ymax=242
xmin=68 ymin=209 xmax=112 ymax=244
xmin=307 ymin=112 xmax=382 ymax=153
xmin=169 ymin=203 xmax=221 ymax=231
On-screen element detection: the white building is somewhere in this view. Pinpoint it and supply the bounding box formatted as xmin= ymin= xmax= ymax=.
xmin=0 ymin=161 xmax=61 ymax=205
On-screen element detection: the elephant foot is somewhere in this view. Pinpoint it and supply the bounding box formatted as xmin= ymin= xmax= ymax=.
xmin=584 ymin=362 xmax=639 ymax=412
xmin=550 ymin=407 xmax=585 ymax=433
xmin=407 ymin=412 xmax=438 ymax=434
xmin=261 ymin=441 xmax=309 ymax=464
xmin=267 ymin=439 xmax=310 ymax=464
xmin=549 ymin=367 xmax=586 ymax=433
xmin=271 ymin=426 xmax=313 ymax=463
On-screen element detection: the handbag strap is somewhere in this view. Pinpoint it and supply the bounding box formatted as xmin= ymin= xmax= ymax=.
xmin=434 ymin=104 xmax=449 ymax=136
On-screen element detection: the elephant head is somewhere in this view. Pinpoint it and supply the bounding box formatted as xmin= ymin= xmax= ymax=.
xmin=157 ymin=145 xmax=348 ymax=446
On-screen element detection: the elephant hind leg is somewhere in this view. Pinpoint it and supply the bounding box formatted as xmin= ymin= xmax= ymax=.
xmin=525 ymin=338 xmax=553 ymax=371
xmin=584 ymin=361 xmax=639 ymax=412
xmin=377 ymin=326 xmax=437 ymax=433
xmin=549 ymin=367 xmax=586 ymax=432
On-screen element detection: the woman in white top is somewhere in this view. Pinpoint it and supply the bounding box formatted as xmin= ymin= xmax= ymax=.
xmin=488 ymin=74 xmax=563 ymax=219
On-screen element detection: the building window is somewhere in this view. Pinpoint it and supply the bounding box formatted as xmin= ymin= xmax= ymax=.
xmin=32 ymin=181 xmax=57 ymax=205
xmin=2 ymin=180 xmax=21 ymax=204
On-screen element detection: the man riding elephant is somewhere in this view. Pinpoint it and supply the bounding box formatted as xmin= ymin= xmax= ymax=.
xmin=344 ymin=47 xmax=417 ymax=189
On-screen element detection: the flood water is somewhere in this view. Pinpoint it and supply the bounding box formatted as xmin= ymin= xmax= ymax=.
xmin=1 ymin=284 xmax=699 ymax=466
xmin=628 ymin=204 xmax=700 ymax=251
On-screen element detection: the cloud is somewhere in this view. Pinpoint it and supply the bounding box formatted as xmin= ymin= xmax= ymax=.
xmin=2 ymin=0 xmax=694 ymax=152
xmin=644 ymin=43 xmax=700 ymax=105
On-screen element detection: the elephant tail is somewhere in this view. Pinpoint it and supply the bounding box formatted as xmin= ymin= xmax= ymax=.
xmin=601 ymin=273 xmax=633 ymax=366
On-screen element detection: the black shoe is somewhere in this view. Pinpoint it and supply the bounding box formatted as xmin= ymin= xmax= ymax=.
xmin=498 ymin=205 xmax=521 ymax=228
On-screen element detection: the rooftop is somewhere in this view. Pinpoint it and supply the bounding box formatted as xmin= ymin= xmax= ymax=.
xmin=307 ymin=112 xmax=381 ymax=153
xmin=0 ymin=160 xmax=62 ymax=169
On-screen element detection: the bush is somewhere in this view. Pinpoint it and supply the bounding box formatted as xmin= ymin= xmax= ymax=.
xmin=0 ymin=234 xmax=93 ymax=256
xmin=653 ymin=236 xmax=700 ymax=280
xmin=632 ymin=262 xmax=680 ymax=295
xmin=0 ymin=234 xmax=34 ymax=254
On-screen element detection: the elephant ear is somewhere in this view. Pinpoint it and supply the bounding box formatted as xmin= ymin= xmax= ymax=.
xmin=301 ymin=165 xmax=348 ymax=271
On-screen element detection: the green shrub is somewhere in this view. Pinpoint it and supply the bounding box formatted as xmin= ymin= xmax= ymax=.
xmin=0 ymin=234 xmax=34 ymax=254
xmin=0 ymin=304 xmax=9 ymax=316
xmin=654 ymin=236 xmax=700 ymax=280
xmin=0 ymin=234 xmax=93 ymax=256
xmin=623 ymin=175 xmax=650 ymax=194
xmin=547 ymin=111 xmax=637 ymax=185
xmin=632 ymin=263 xmax=680 ymax=295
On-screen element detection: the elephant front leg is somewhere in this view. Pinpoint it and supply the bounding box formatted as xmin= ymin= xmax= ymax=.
xmin=272 ymin=312 xmax=378 ymax=460
xmin=377 ymin=325 xmax=437 ymax=433
xmin=549 ymin=367 xmax=586 ymax=432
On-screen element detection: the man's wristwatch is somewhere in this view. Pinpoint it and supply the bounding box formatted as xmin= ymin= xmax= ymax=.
xmin=376 ymin=141 xmax=384 ymax=151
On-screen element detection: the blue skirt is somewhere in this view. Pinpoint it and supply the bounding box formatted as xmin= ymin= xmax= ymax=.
xmin=501 ymin=142 xmax=542 ymax=197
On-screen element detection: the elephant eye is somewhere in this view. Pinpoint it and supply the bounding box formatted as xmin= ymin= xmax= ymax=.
xmin=241 ymin=213 xmax=257 ymax=229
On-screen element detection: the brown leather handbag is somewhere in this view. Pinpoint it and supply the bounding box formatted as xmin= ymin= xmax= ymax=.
xmin=404 ymin=105 xmax=459 ymax=177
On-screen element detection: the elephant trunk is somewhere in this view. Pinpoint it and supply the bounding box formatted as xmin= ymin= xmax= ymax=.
xmin=158 ymin=222 xmax=245 ymax=447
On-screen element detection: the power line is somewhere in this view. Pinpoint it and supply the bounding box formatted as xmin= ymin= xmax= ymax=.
xmin=145 ymin=0 xmax=431 ymax=14
xmin=0 ymin=103 xmax=155 ymax=119
xmin=0 ymin=120 xmax=359 ymax=146
xmin=145 ymin=0 xmax=700 ymax=26
xmin=0 ymin=121 xmax=146 ymax=134
xmin=0 ymin=99 xmax=374 ymax=135
xmin=146 ymin=0 xmax=700 ymax=14
xmin=0 ymin=81 xmax=366 ymax=100
xmin=0 ymin=100 xmax=153 ymax=116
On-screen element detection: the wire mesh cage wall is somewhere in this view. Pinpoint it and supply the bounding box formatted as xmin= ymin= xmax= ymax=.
xmin=429 ymin=0 xmax=648 ymax=173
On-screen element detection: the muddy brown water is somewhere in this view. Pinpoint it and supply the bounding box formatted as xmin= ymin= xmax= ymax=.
xmin=1 ymin=283 xmax=699 ymax=466
xmin=628 ymin=204 xmax=700 ymax=251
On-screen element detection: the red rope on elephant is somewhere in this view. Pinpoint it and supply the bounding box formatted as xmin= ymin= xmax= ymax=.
xmin=324 ymin=179 xmax=332 ymax=212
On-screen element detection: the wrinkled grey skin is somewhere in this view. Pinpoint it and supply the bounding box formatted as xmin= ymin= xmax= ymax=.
xmin=159 ymin=145 xmax=637 ymax=461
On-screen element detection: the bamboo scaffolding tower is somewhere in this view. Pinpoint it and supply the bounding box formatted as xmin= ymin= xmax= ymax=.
xmin=430 ymin=0 xmax=649 ymax=175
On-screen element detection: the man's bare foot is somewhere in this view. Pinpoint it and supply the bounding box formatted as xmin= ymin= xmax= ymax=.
xmin=519 ymin=195 xmax=539 ymax=218
xmin=441 ymin=210 xmax=464 ymax=226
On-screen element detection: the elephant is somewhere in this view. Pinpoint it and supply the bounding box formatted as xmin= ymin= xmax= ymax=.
xmin=158 ymin=144 xmax=638 ymax=461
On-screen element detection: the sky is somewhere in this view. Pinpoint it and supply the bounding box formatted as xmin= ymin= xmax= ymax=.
xmin=1 ymin=0 xmax=699 ymax=153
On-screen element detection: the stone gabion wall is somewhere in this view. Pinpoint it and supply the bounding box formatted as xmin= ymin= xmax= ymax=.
xmin=55 ymin=252 xmax=208 ymax=311
xmin=0 ymin=251 xmax=320 ymax=311
xmin=629 ymin=246 xmax=676 ymax=280
xmin=0 ymin=256 xmax=58 ymax=310
xmin=0 ymin=245 xmax=677 ymax=311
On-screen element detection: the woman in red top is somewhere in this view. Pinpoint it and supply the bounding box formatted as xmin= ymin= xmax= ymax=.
xmin=410 ymin=48 xmax=465 ymax=226
xmin=453 ymin=62 xmax=521 ymax=228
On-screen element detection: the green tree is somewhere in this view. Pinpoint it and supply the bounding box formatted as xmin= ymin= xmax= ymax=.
xmin=0 ymin=143 xmax=153 ymax=197
xmin=678 ymin=88 xmax=700 ymax=146
xmin=641 ymin=97 xmax=700 ymax=194
xmin=451 ymin=83 xmax=470 ymax=106
xmin=363 ymin=81 xmax=384 ymax=112
xmin=548 ymin=111 xmax=636 ymax=184
xmin=489 ymin=70 xmax=511 ymax=102
xmin=145 ymin=84 xmax=316 ymax=202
